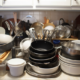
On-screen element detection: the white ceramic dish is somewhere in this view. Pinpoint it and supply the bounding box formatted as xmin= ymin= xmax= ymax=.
xmin=28 ymin=63 xmax=59 ymax=74
xmin=20 ymin=38 xmax=32 ymax=53
xmin=59 ymin=59 xmax=80 ymax=75
xmin=59 ymin=53 xmax=80 ymax=64
xmin=0 ymin=27 xmax=5 ymax=34
xmin=0 ymin=34 xmax=13 ymax=44
xmin=7 ymin=58 xmax=26 ymax=76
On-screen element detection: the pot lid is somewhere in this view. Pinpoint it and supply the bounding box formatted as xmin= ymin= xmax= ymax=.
xmin=7 ymin=58 xmax=26 ymax=66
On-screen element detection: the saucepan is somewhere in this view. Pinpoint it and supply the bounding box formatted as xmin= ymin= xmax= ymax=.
xmin=0 ymin=34 xmax=15 ymax=52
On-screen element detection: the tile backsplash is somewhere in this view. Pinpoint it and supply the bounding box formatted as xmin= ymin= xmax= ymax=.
xmin=0 ymin=10 xmax=80 ymax=26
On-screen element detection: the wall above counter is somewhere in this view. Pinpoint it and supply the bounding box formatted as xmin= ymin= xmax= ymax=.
xmin=0 ymin=0 xmax=80 ymax=11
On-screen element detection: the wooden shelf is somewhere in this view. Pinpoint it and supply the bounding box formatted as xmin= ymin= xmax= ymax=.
xmin=52 ymin=38 xmax=78 ymax=40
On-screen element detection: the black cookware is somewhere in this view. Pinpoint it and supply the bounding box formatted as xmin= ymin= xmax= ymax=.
xmin=29 ymin=53 xmax=56 ymax=62
xmin=30 ymin=40 xmax=54 ymax=52
xmin=29 ymin=56 xmax=58 ymax=68
xmin=29 ymin=46 xmax=55 ymax=59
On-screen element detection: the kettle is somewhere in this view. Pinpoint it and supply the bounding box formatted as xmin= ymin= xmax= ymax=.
xmin=59 ymin=18 xmax=70 ymax=26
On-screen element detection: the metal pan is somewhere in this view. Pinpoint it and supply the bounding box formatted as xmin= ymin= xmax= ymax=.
xmin=61 ymin=49 xmax=80 ymax=60
xmin=61 ymin=42 xmax=80 ymax=56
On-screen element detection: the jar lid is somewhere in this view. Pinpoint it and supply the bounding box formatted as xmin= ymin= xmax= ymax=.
xmin=53 ymin=40 xmax=60 ymax=44
xmin=7 ymin=58 xmax=26 ymax=66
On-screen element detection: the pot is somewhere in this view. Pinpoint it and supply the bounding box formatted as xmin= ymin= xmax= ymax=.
xmin=0 ymin=34 xmax=14 ymax=52
xmin=28 ymin=62 xmax=59 ymax=74
xmin=29 ymin=47 xmax=55 ymax=59
xmin=30 ymin=40 xmax=54 ymax=52
xmin=29 ymin=56 xmax=58 ymax=68
xmin=61 ymin=42 xmax=80 ymax=56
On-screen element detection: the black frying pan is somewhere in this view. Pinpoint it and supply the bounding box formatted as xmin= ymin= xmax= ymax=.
xmin=29 ymin=56 xmax=58 ymax=68
xmin=30 ymin=40 xmax=54 ymax=52
xmin=29 ymin=47 xmax=55 ymax=59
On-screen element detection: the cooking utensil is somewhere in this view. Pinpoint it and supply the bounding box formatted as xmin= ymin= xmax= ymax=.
xmin=61 ymin=49 xmax=80 ymax=60
xmin=61 ymin=41 xmax=80 ymax=56
xmin=12 ymin=46 xmax=24 ymax=59
xmin=0 ymin=34 xmax=14 ymax=53
xmin=54 ymin=25 xmax=71 ymax=38
xmin=29 ymin=54 xmax=56 ymax=62
xmin=59 ymin=57 xmax=80 ymax=75
xmin=26 ymin=64 xmax=61 ymax=78
xmin=30 ymin=40 xmax=54 ymax=52
xmin=31 ymin=22 xmax=43 ymax=38
xmin=59 ymin=18 xmax=70 ymax=26
xmin=72 ymin=40 xmax=80 ymax=50
xmin=29 ymin=47 xmax=55 ymax=59
xmin=28 ymin=62 xmax=59 ymax=75
xmin=29 ymin=56 xmax=58 ymax=68
xmin=59 ymin=52 xmax=80 ymax=65
xmin=44 ymin=23 xmax=55 ymax=30
xmin=13 ymin=12 xmax=23 ymax=35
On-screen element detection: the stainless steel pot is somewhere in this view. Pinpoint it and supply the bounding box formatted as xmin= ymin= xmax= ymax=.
xmin=61 ymin=42 xmax=80 ymax=56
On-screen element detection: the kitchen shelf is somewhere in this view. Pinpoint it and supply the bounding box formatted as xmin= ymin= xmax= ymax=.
xmin=52 ymin=38 xmax=78 ymax=40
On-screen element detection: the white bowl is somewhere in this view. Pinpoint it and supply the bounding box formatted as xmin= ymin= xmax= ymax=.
xmin=59 ymin=59 xmax=80 ymax=75
xmin=20 ymin=38 xmax=32 ymax=53
xmin=7 ymin=58 xmax=26 ymax=77
xmin=59 ymin=53 xmax=80 ymax=64
xmin=0 ymin=34 xmax=13 ymax=44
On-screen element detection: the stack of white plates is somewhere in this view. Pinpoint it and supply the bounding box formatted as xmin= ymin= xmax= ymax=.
xmin=59 ymin=53 xmax=80 ymax=75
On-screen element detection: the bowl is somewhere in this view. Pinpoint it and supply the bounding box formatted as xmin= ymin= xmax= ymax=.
xmin=7 ymin=58 xmax=26 ymax=76
xmin=59 ymin=59 xmax=80 ymax=75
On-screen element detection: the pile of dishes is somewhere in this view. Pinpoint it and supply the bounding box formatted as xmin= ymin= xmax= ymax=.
xmin=59 ymin=41 xmax=80 ymax=75
xmin=28 ymin=40 xmax=59 ymax=74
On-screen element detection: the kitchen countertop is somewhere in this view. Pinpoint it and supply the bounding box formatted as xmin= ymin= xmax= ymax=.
xmin=0 ymin=71 xmax=80 ymax=80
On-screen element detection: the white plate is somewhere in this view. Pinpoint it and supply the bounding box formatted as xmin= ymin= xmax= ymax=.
xmin=0 ymin=27 xmax=5 ymax=34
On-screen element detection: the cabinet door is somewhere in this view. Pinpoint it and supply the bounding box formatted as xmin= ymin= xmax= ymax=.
xmin=0 ymin=0 xmax=3 ymax=6
xmin=3 ymin=0 xmax=33 ymax=6
xmin=36 ymin=0 xmax=71 ymax=6
xmin=71 ymin=0 xmax=80 ymax=6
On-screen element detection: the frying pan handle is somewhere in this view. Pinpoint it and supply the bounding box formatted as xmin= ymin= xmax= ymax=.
xmin=55 ymin=46 xmax=62 ymax=54
xmin=59 ymin=18 xmax=65 ymax=25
